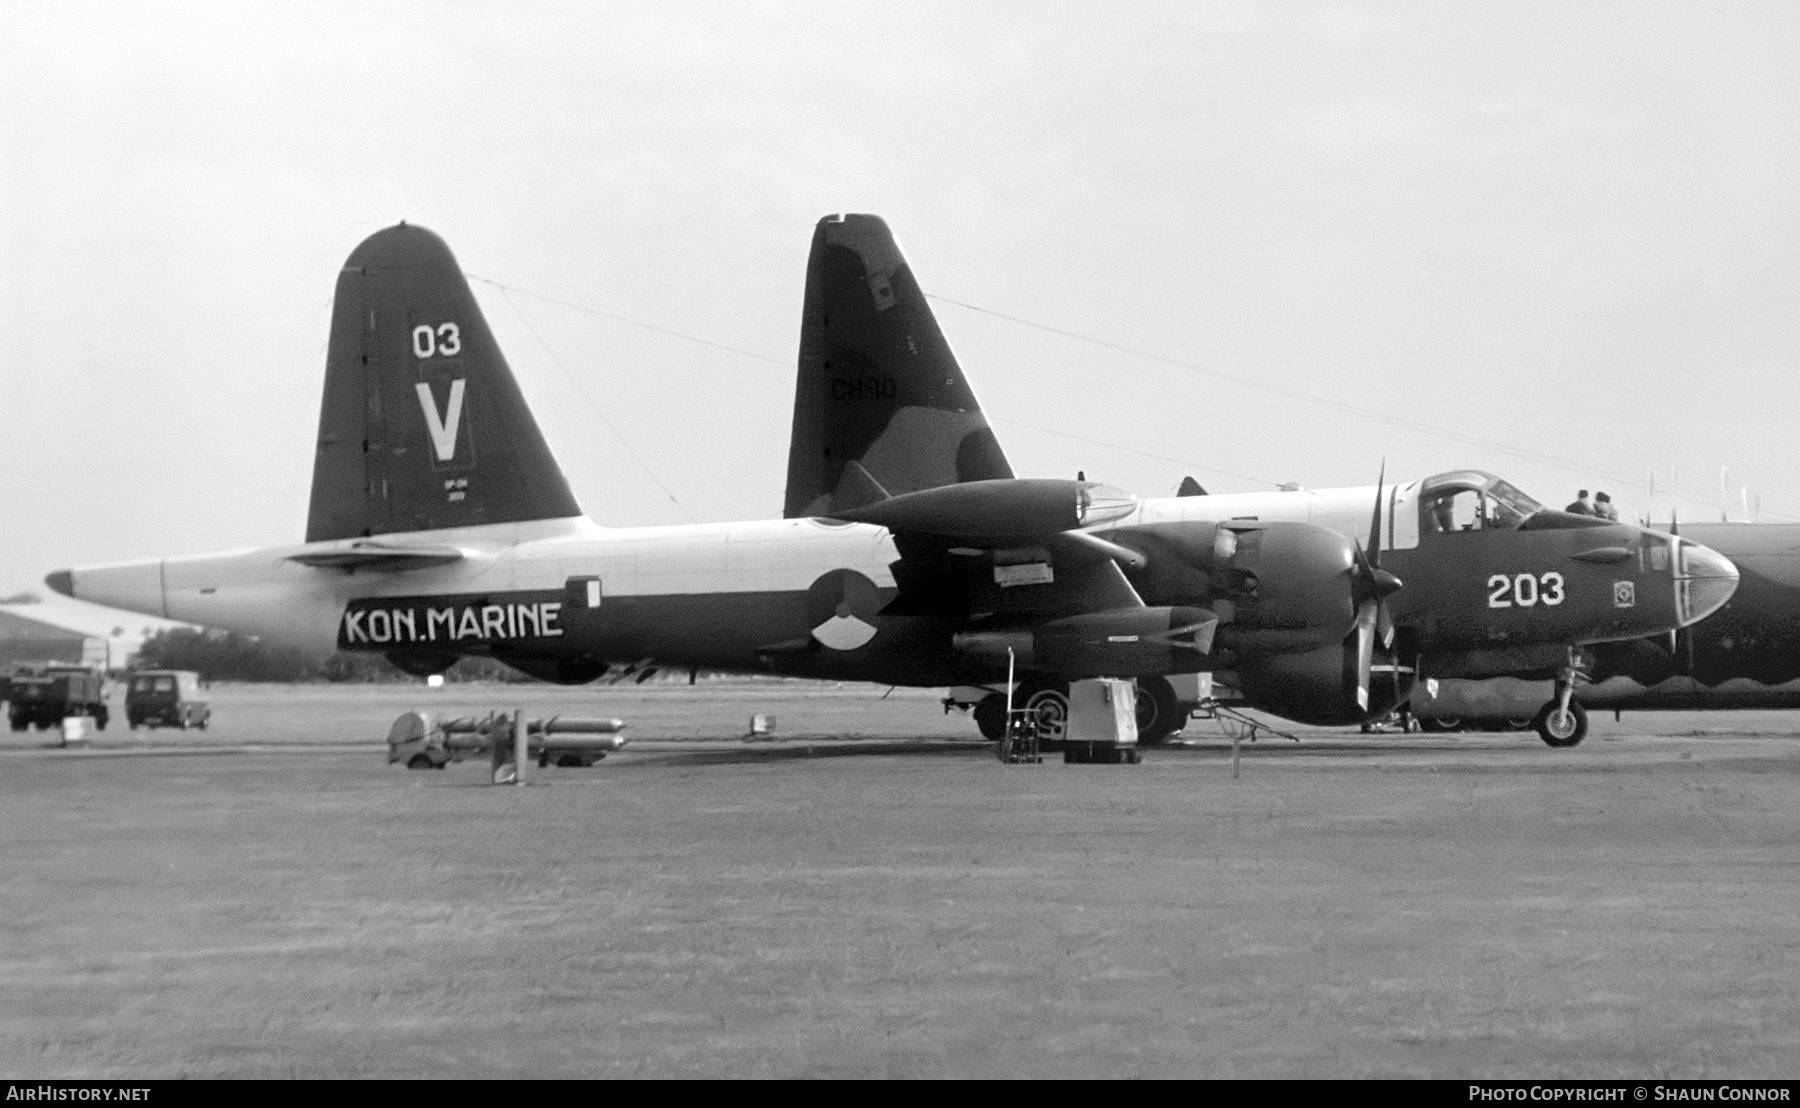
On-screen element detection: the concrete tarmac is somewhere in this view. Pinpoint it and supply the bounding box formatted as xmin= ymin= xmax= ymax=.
xmin=3 ymin=681 xmax=1796 ymax=1078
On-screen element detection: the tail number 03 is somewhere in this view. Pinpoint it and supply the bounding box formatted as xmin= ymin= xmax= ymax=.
xmin=1487 ymin=571 xmax=1565 ymax=608
xmin=412 ymin=322 xmax=463 ymax=359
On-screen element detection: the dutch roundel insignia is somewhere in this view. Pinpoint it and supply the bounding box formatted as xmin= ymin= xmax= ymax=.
xmin=1613 ymin=581 xmax=1636 ymax=608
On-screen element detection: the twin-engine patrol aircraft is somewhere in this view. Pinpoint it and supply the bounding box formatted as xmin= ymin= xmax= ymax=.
xmin=49 ymin=223 xmax=1392 ymax=717
xmin=784 ymin=214 xmax=1740 ymax=747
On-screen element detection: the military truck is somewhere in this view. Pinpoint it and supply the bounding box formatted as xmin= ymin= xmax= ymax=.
xmin=7 ymin=665 xmax=109 ymax=731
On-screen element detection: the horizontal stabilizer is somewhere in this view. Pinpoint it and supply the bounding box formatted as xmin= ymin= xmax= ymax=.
xmin=286 ymin=540 xmax=466 ymax=572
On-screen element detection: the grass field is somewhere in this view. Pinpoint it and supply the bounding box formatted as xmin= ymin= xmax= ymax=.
xmin=2 ymin=680 xmax=1798 ymax=1078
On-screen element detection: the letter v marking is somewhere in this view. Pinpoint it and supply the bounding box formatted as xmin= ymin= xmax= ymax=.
xmin=415 ymin=379 xmax=467 ymax=462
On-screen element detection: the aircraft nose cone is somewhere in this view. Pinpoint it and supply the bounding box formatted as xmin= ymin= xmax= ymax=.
xmin=44 ymin=570 xmax=73 ymax=598
xmin=1675 ymin=540 xmax=1739 ymax=626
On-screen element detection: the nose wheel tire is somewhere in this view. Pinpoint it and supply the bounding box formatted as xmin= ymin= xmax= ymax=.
xmin=1533 ymin=700 xmax=1588 ymax=747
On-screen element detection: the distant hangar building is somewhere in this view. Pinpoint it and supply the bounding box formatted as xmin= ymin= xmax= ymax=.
xmin=0 ymin=607 xmax=108 ymax=669
xmin=0 ymin=599 xmax=181 ymax=671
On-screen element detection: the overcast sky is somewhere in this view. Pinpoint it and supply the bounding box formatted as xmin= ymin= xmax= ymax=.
xmin=5 ymin=1 xmax=1798 ymax=596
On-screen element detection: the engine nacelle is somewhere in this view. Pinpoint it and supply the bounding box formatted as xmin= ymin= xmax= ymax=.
xmin=953 ymin=605 xmax=1216 ymax=678
xmin=1102 ymin=518 xmax=1408 ymax=726
xmin=1112 ymin=519 xmax=1362 ymax=649
xmin=1231 ymin=636 xmax=1367 ymax=725
xmin=1230 ymin=643 xmax=1410 ymax=726
xmin=1231 ymin=635 xmax=1415 ymax=726
xmin=1214 ymin=522 xmax=1360 ymax=644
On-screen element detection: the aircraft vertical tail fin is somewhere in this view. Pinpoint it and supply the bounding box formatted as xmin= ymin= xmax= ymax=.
xmin=782 ymin=213 xmax=1012 ymax=519
xmin=306 ymin=224 xmax=581 ymax=542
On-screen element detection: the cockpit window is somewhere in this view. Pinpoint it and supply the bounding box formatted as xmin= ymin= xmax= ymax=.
xmin=1425 ymin=488 xmax=1474 ymax=532
xmin=1423 ymin=487 xmax=1528 ymax=533
xmin=1419 ymin=472 xmax=1543 ymax=534
xmin=1484 ymin=476 xmax=1543 ymax=524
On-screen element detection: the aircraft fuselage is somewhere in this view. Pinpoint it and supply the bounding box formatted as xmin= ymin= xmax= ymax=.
xmin=1108 ymin=479 xmax=1737 ymax=675
xmin=62 ymin=516 xmax=996 ymax=687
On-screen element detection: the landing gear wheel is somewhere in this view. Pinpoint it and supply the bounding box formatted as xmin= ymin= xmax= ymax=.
xmin=973 ymin=694 xmax=1007 ymax=741
xmin=1533 ymin=700 xmax=1588 ymax=747
xmin=1019 ymin=681 xmax=1070 ymax=744
xmin=406 ymin=753 xmax=436 ymax=770
xmin=1419 ymin=716 xmax=1459 ymax=734
xmin=1134 ymin=675 xmax=1183 ymax=746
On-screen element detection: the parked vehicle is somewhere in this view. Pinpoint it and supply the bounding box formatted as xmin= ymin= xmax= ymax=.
xmin=125 ymin=670 xmax=210 ymax=730
xmin=8 ymin=665 xmax=109 ymax=731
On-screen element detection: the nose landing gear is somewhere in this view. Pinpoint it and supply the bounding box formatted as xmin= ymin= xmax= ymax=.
xmin=1533 ymin=649 xmax=1590 ymax=747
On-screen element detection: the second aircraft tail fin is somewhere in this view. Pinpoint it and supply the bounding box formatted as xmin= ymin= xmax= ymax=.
xmin=782 ymin=213 xmax=1012 ymax=519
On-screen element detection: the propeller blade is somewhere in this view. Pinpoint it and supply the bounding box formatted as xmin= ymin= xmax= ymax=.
xmin=1367 ymin=460 xmax=1386 ymax=566
xmin=1352 ymin=600 xmax=1377 ymax=714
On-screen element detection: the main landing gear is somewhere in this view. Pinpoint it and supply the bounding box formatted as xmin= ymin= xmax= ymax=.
xmin=973 ymin=694 xmax=1008 ymax=740
xmin=1533 ymin=650 xmax=1590 ymax=748
xmin=959 ymin=677 xmax=1191 ymax=748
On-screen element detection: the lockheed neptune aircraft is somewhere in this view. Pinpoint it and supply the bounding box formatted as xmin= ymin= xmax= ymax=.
xmin=51 ymin=223 xmax=1429 ymax=727
xmin=783 ymin=214 xmax=1740 ymax=747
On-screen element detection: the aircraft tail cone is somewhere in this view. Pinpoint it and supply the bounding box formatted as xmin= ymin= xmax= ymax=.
xmin=40 ymin=559 xmax=167 ymax=618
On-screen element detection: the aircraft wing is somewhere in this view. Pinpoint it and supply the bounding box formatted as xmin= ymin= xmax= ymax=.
xmin=828 ymin=477 xmax=1145 ymax=619
xmin=886 ymin=532 xmax=1143 ymax=618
